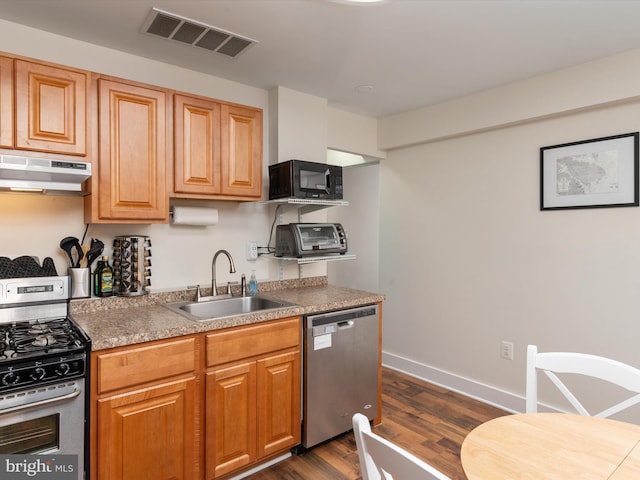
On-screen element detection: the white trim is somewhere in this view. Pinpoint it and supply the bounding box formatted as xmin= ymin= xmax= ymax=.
xmin=382 ymin=351 xmax=524 ymax=414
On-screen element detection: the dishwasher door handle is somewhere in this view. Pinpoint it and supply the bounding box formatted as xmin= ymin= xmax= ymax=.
xmin=337 ymin=320 xmax=355 ymax=329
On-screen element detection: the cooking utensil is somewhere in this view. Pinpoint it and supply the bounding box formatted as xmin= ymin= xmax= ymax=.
xmin=85 ymin=238 xmax=104 ymax=268
xmin=42 ymin=257 xmax=58 ymax=276
xmin=79 ymin=245 xmax=90 ymax=268
xmin=60 ymin=237 xmax=83 ymax=268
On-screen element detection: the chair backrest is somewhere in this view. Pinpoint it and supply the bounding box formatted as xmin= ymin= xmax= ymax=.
xmin=526 ymin=344 xmax=640 ymax=418
xmin=352 ymin=413 xmax=451 ymax=480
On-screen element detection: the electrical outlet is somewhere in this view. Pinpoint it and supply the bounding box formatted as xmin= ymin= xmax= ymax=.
xmin=246 ymin=242 xmax=258 ymax=261
xmin=501 ymin=341 xmax=514 ymax=360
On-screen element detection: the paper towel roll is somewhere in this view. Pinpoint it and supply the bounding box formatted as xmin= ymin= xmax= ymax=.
xmin=171 ymin=206 xmax=219 ymax=226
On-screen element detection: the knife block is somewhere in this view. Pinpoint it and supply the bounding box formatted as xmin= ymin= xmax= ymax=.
xmin=112 ymin=235 xmax=151 ymax=296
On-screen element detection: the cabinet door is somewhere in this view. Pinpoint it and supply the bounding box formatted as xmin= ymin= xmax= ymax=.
xmin=14 ymin=59 xmax=87 ymax=155
xmin=220 ymin=104 xmax=262 ymax=198
xmin=97 ymin=377 xmax=197 ymax=480
xmin=174 ymin=94 xmax=221 ymax=195
xmin=98 ymin=78 xmax=168 ymax=221
xmin=206 ymin=362 xmax=257 ymax=479
xmin=0 ymin=56 xmax=12 ymax=148
xmin=257 ymin=350 xmax=301 ymax=457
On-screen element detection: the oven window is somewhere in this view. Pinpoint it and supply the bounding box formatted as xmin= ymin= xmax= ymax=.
xmin=0 ymin=414 xmax=59 ymax=454
xmin=298 ymin=225 xmax=338 ymax=245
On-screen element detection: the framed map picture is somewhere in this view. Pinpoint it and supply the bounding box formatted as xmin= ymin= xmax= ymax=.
xmin=540 ymin=132 xmax=639 ymax=210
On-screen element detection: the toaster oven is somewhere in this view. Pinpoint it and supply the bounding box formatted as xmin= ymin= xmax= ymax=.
xmin=275 ymin=223 xmax=348 ymax=257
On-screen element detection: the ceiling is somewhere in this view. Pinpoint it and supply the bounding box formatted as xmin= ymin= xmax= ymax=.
xmin=2 ymin=0 xmax=640 ymax=118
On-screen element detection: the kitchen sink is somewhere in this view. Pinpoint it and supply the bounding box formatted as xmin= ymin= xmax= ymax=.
xmin=163 ymin=295 xmax=297 ymax=322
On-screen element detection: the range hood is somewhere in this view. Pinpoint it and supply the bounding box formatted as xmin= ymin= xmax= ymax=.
xmin=0 ymin=155 xmax=91 ymax=195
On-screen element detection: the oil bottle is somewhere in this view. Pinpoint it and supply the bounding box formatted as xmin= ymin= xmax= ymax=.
xmin=94 ymin=255 xmax=114 ymax=297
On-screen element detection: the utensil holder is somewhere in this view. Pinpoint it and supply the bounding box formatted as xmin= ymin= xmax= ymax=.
xmin=69 ymin=267 xmax=90 ymax=299
xmin=112 ymin=235 xmax=151 ymax=296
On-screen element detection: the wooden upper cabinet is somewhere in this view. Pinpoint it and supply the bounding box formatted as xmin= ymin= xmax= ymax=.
xmin=220 ymin=104 xmax=262 ymax=198
xmin=174 ymin=93 xmax=221 ymax=195
xmin=14 ymin=59 xmax=87 ymax=155
xmin=0 ymin=56 xmax=13 ymax=149
xmin=96 ymin=78 xmax=169 ymax=222
xmin=174 ymin=95 xmax=263 ymax=200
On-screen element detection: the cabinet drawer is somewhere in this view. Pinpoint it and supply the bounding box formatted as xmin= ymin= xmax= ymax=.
xmin=206 ymin=317 xmax=300 ymax=367
xmin=96 ymin=336 xmax=197 ymax=394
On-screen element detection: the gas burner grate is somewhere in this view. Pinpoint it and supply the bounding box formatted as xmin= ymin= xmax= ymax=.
xmin=0 ymin=318 xmax=84 ymax=359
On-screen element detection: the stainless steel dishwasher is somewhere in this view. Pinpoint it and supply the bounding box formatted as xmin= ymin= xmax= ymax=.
xmin=301 ymin=304 xmax=379 ymax=449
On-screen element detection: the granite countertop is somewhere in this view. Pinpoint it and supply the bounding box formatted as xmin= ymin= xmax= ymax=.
xmin=70 ymin=277 xmax=384 ymax=351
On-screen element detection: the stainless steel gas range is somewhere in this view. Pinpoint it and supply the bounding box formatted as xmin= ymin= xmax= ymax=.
xmin=0 ymin=275 xmax=90 ymax=480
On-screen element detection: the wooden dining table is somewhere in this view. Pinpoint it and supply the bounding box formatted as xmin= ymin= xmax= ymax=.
xmin=461 ymin=413 xmax=640 ymax=479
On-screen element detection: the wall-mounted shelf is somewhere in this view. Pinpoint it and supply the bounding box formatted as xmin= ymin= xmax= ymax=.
xmin=261 ymin=197 xmax=349 ymax=215
xmin=272 ymin=253 xmax=356 ymax=265
xmin=259 ymin=198 xmax=354 ymax=278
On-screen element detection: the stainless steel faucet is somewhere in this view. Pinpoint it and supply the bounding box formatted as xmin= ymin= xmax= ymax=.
xmin=211 ymin=250 xmax=236 ymax=296
xmin=187 ymin=284 xmax=202 ymax=302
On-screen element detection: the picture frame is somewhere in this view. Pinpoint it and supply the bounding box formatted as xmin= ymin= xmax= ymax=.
xmin=540 ymin=132 xmax=639 ymax=210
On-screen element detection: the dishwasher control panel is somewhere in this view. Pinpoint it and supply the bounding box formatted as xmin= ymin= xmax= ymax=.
xmin=313 ymin=324 xmax=337 ymax=336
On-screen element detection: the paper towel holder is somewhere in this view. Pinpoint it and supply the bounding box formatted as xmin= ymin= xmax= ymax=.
xmin=170 ymin=206 xmax=219 ymax=226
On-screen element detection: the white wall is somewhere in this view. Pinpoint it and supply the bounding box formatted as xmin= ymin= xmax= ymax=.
xmin=378 ymin=47 xmax=640 ymax=150
xmin=379 ymin=49 xmax=640 ymax=421
xmin=328 ymin=163 xmax=380 ymax=293
xmin=327 ymin=108 xmax=386 ymax=160
xmin=271 ymin=87 xmax=328 ymax=164
xmin=326 ymin=108 xmax=383 ymax=292
xmin=268 ymin=86 xmax=330 ymax=280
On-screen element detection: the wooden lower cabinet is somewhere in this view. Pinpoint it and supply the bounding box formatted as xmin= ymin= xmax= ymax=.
xmin=91 ymin=336 xmax=199 ymax=480
xmin=256 ymin=350 xmax=301 ymax=458
xmin=206 ymin=349 xmax=301 ymax=479
xmin=96 ymin=378 xmax=197 ymax=480
xmin=205 ymin=317 xmax=301 ymax=479
xmin=206 ymin=362 xmax=257 ymax=478
xmin=92 ymin=318 xmax=301 ymax=480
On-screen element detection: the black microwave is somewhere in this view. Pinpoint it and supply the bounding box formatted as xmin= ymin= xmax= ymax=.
xmin=268 ymin=160 xmax=343 ymax=200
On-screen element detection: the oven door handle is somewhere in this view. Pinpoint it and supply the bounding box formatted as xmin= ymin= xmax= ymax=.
xmin=0 ymin=388 xmax=82 ymax=414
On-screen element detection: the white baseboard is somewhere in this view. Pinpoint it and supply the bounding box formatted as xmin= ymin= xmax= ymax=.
xmin=382 ymin=351 xmax=524 ymax=414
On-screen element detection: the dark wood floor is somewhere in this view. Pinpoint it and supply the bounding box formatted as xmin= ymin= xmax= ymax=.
xmin=245 ymin=367 xmax=509 ymax=480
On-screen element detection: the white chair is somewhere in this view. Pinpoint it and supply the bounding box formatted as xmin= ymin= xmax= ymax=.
xmin=526 ymin=344 xmax=640 ymax=418
xmin=352 ymin=413 xmax=451 ymax=480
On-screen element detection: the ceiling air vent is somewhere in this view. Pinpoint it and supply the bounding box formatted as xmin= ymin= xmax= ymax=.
xmin=141 ymin=8 xmax=257 ymax=58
